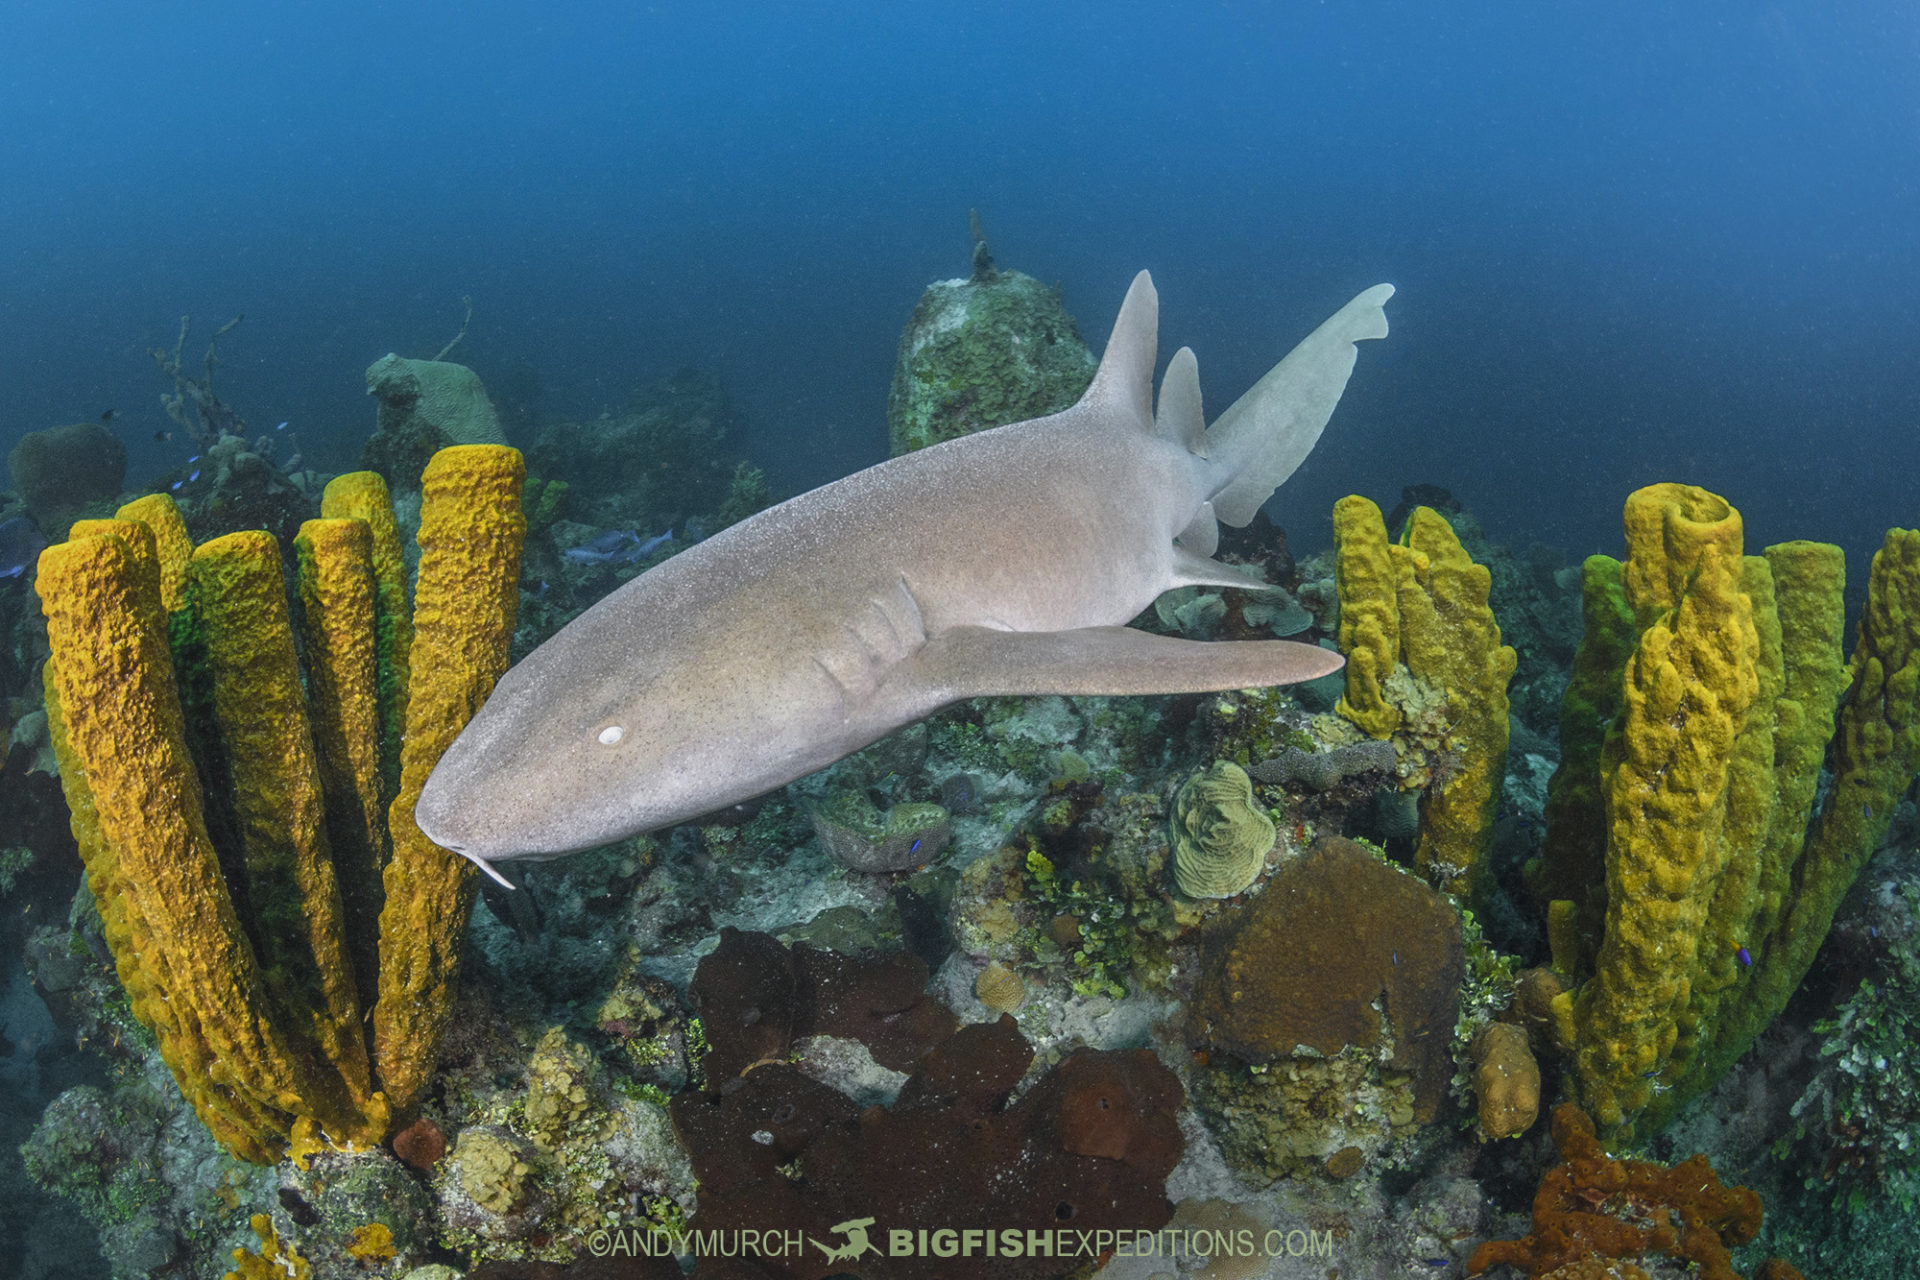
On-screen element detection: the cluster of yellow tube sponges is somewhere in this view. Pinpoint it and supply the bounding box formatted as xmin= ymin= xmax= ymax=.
xmin=38 ymin=445 xmax=524 ymax=1163
xmin=1535 ymin=483 xmax=1920 ymax=1138
xmin=1332 ymin=495 xmax=1517 ymax=896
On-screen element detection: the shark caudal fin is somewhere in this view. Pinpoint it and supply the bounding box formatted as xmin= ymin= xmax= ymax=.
xmin=1205 ymin=283 xmax=1394 ymax=527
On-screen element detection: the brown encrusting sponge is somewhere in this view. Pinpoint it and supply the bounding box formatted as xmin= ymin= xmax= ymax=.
xmin=673 ymin=930 xmax=1185 ymax=1280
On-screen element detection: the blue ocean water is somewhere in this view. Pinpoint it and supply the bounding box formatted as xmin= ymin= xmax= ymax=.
xmin=4 ymin=1 xmax=1913 ymax=562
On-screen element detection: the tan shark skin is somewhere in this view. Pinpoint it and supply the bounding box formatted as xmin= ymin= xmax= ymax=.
xmin=415 ymin=271 xmax=1393 ymax=870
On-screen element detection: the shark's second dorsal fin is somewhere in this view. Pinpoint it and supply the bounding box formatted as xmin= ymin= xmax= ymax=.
xmin=1155 ymin=346 xmax=1208 ymax=456
xmin=1078 ymin=269 xmax=1158 ymax=432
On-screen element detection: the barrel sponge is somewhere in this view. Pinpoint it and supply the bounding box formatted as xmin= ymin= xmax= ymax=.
xmin=1189 ymin=836 xmax=1464 ymax=1123
xmin=366 ymin=353 xmax=507 ymax=443
xmin=372 ymin=444 xmax=525 ymax=1111
xmin=1571 ymin=484 xmax=1757 ymax=1131
xmin=1332 ymin=495 xmax=1401 ymax=738
xmin=1168 ymin=760 xmax=1275 ymax=899
xmin=7 ymin=420 xmax=126 ymax=535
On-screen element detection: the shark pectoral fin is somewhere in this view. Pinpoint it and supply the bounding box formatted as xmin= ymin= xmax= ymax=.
xmin=908 ymin=625 xmax=1345 ymax=703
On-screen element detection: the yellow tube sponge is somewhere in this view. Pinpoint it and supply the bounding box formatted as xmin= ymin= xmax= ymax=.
xmin=1330 ymin=495 xmax=1515 ymax=895
xmin=322 ymin=471 xmax=412 ymax=797
xmin=1570 ymin=484 xmax=1757 ymax=1132
xmin=296 ymin=517 xmax=389 ymax=1008
xmin=115 ymin=493 xmax=194 ymax=613
xmin=190 ymin=530 xmax=376 ymax=1120
xmin=1332 ymin=495 xmax=1401 ymax=739
xmin=1397 ymin=507 xmax=1517 ymax=894
xmin=38 ymin=523 xmax=346 ymax=1162
xmin=373 ymin=444 xmax=525 ymax=1110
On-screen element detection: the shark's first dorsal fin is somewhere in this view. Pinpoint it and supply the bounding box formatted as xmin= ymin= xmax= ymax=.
xmin=1155 ymin=346 xmax=1208 ymax=456
xmin=1079 ymin=269 xmax=1158 ymax=432
xmin=1205 ymin=282 xmax=1394 ymax=527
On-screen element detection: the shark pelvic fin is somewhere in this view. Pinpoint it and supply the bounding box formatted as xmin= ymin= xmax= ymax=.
xmin=908 ymin=624 xmax=1344 ymax=703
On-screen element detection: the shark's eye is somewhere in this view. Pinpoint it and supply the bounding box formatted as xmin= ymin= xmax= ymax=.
xmin=597 ymin=724 xmax=625 ymax=746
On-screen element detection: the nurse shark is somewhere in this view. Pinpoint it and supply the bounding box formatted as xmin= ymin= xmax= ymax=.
xmin=415 ymin=271 xmax=1393 ymax=880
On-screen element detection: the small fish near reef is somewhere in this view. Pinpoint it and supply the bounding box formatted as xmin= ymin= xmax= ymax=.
xmin=0 ymin=517 xmax=49 ymax=581
xmin=561 ymin=527 xmax=675 ymax=566
xmin=417 ymin=271 xmax=1392 ymax=880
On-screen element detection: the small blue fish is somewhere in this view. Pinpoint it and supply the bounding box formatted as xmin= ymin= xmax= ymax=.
xmin=188 ymin=455 xmax=201 ymax=463
xmin=1871 ymin=926 xmax=1880 ymax=940
xmin=189 ymin=469 xmax=201 ymax=483
xmin=170 ymin=480 xmax=185 ymax=491
xmin=909 ymin=838 xmax=923 ymax=855
xmin=1736 ymin=946 xmax=1752 ymax=968
xmin=274 ymin=420 xmax=289 ymax=430
xmin=562 ymin=528 xmax=674 ymax=566
xmin=0 ymin=516 xmax=47 ymax=580
xmin=1424 ymin=1262 xmax=1451 ymax=1270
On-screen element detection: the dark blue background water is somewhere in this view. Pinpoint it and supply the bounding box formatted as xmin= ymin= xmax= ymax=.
xmin=5 ymin=1 xmax=1915 ymax=568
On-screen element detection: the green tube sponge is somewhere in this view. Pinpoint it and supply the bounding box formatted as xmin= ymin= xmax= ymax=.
xmin=1531 ymin=555 xmax=1635 ymax=977
xmin=1169 ymin=761 xmax=1275 ymax=899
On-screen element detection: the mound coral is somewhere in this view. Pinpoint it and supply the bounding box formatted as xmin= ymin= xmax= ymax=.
xmin=37 ymin=445 xmax=524 ymax=1162
xmin=1187 ymin=836 xmax=1464 ymax=1180
xmin=886 ymin=245 xmax=1097 ymax=456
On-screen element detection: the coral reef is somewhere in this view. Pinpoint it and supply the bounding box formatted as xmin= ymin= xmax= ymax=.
xmin=7 ymin=420 xmax=126 ymax=537
xmin=527 ymin=368 xmax=752 ymax=531
xmin=34 ymin=445 xmax=524 ymax=1163
xmin=886 ymin=229 xmax=1096 ymax=455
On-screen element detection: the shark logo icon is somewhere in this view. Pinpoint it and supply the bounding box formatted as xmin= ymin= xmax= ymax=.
xmin=810 ymin=1216 xmax=883 ymax=1264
